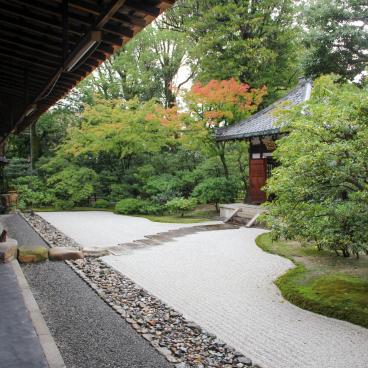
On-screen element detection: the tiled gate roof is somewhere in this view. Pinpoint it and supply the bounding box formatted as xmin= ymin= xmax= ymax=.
xmin=215 ymin=78 xmax=312 ymax=141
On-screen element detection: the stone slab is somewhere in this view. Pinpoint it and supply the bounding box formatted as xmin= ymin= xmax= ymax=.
xmin=18 ymin=246 xmax=48 ymax=263
xmin=11 ymin=260 xmax=66 ymax=368
xmin=0 ymin=238 xmax=18 ymax=263
xmin=49 ymin=247 xmax=84 ymax=261
xmin=0 ymin=261 xmax=48 ymax=368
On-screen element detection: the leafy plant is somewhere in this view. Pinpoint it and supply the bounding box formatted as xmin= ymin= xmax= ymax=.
xmin=47 ymin=166 xmax=98 ymax=209
xmin=115 ymin=198 xmax=149 ymax=215
xmin=302 ymin=0 xmax=368 ymax=81
xmin=165 ymin=197 xmax=197 ymax=217
xmin=93 ymin=199 xmax=110 ymax=209
xmin=4 ymin=158 xmax=31 ymax=186
xmin=264 ymin=75 xmax=368 ymax=257
xmin=13 ymin=176 xmax=54 ymax=210
xmin=192 ymin=177 xmax=238 ymax=212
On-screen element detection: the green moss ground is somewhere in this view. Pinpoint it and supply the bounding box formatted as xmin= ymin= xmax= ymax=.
xmin=256 ymin=233 xmax=368 ymax=328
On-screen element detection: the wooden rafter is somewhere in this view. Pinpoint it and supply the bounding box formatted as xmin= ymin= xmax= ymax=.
xmin=0 ymin=0 xmax=176 ymax=138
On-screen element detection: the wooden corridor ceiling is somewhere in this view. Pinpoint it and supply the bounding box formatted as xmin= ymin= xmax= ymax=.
xmin=0 ymin=0 xmax=175 ymax=141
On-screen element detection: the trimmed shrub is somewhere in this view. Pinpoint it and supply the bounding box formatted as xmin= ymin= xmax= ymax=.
xmin=192 ymin=177 xmax=238 ymax=212
xmin=115 ymin=198 xmax=148 ymax=215
xmin=93 ymin=199 xmax=110 ymax=208
xmin=165 ymin=197 xmax=197 ymax=217
xmin=142 ymin=202 xmax=164 ymax=215
xmin=13 ymin=176 xmax=54 ymax=210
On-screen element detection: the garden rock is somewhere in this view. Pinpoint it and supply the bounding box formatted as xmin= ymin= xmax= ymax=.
xmin=0 ymin=239 xmax=18 ymax=263
xmin=18 ymin=246 xmax=48 ymax=263
xmin=82 ymin=247 xmax=109 ymax=257
xmin=49 ymin=247 xmax=84 ymax=261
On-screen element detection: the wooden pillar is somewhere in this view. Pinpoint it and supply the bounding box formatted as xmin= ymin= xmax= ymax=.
xmin=247 ymin=136 xmax=277 ymax=204
xmin=249 ymin=158 xmax=267 ymax=204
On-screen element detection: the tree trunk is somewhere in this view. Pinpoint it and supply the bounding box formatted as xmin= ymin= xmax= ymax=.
xmin=216 ymin=142 xmax=229 ymax=179
xmin=30 ymin=123 xmax=41 ymax=171
xmin=237 ymin=155 xmax=248 ymax=202
xmin=342 ymin=247 xmax=350 ymax=257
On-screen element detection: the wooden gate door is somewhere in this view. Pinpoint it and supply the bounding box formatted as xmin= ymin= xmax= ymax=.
xmin=249 ymin=158 xmax=267 ymax=203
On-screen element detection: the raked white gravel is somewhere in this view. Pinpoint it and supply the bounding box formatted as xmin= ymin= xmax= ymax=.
xmin=40 ymin=212 xmax=368 ymax=368
xmin=37 ymin=211 xmax=219 ymax=248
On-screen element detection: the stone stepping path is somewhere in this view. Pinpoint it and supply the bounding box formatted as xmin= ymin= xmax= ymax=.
xmin=108 ymin=224 xmax=239 ymax=256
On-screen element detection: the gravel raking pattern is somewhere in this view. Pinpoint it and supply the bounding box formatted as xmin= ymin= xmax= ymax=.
xmin=22 ymin=212 xmax=258 ymax=368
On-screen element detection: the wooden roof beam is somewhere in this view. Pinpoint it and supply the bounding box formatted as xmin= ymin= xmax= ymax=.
xmin=0 ymin=51 xmax=59 ymax=71
xmin=11 ymin=0 xmax=96 ymax=26
xmin=95 ymin=0 xmax=127 ymax=29
xmin=123 ymin=1 xmax=161 ymax=17
xmin=1 ymin=16 xmax=66 ymax=42
xmin=68 ymin=0 xmax=147 ymax=28
xmin=0 ymin=45 xmax=60 ymax=66
xmin=0 ymin=38 xmax=63 ymax=61
xmin=0 ymin=3 xmax=87 ymax=36
xmin=0 ymin=27 xmax=64 ymax=53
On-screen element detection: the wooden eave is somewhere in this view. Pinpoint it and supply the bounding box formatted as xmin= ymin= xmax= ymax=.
xmin=0 ymin=0 xmax=175 ymax=140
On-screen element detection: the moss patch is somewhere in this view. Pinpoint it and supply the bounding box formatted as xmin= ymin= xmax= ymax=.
xmin=256 ymin=233 xmax=368 ymax=328
xmin=18 ymin=246 xmax=49 ymax=263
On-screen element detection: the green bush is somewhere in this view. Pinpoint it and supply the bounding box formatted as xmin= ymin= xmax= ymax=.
xmin=192 ymin=177 xmax=238 ymax=212
xmin=143 ymin=175 xmax=181 ymax=199
xmin=165 ymin=197 xmax=197 ymax=217
xmin=13 ymin=176 xmax=54 ymax=210
xmin=47 ymin=166 xmax=98 ymax=209
xmin=109 ymin=183 xmax=132 ymax=202
xmin=115 ymin=198 xmax=148 ymax=215
xmin=93 ymin=199 xmax=110 ymax=208
xmin=141 ymin=202 xmax=164 ymax=215
xmin=264 ymin=76 xmax=368 ymax=257
xmin=54 ymin=200 xmax=74 ymax=210
xmin=5 ymin=158 xmax=31 ymax=185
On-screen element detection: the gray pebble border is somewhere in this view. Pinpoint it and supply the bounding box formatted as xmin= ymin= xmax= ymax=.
xmin=22 ymin=212 xmax=260 ymax=368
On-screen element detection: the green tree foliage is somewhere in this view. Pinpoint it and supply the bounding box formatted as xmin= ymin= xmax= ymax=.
xmin=62 ymin=99 xmax=169 ymax=160
xmin=183 ymin=78 xmax=266 ymax=178
xmin=36 ymin=107 xmax=80 ymax=157
xmin=13 ymin=176 xmax=54 ymax=210
xmin=77 ymin=26 xmax=187 ymax=107
xmin=302 ymin=0 xmax=368 ymax=81
xmin=264 ymin=76 xmax=368 ymax=257
xmin=164 ymin=0 xmax=301 ymax=100
xmin=4 ymin=158 xmax=30 ymax=185
xmin=47 ymin=166 xmax=98 ymax=209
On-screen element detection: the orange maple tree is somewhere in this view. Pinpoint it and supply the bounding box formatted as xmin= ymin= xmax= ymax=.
xmin=147 ymin=78 xmax=267 ymax=178
xmin=186 ymin=78 xmax=267 ymax=128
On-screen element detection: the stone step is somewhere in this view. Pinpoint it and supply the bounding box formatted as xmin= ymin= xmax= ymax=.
xmin=237 ymin=208 xmax=265 ymax=218
xmin=49 ymin=247 xmax=84 ymax=261
xmin=0 ymin=238 xmax=18 ymax=263
xmin=231 ymin=216 xmax=249 ymax=225
xmin=18 ymin=246 xmax=49 ymax=263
